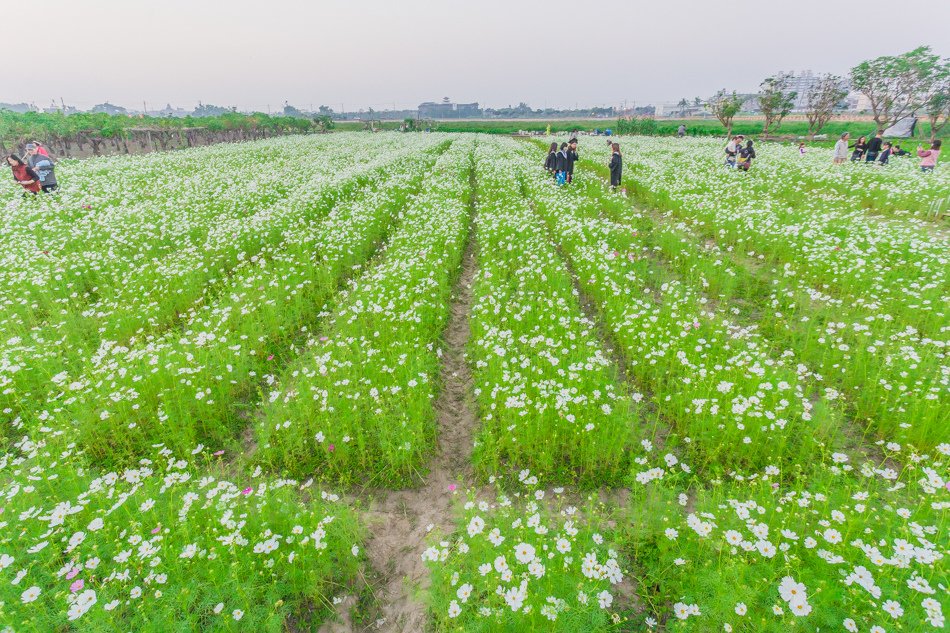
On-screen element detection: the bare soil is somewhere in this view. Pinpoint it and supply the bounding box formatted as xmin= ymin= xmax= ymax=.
xmin=321 ymin=228 xmax=479 ymax=633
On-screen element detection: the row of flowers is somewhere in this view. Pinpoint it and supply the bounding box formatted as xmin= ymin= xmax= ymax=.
xmin=255 ymin=139 xmax=475 ymax=484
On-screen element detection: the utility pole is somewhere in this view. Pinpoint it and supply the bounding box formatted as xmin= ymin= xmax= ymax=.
xmin=143 ymin=101 xmax=148 ymax=115
xmin=60 ymin=97 xmax=66 ymax=113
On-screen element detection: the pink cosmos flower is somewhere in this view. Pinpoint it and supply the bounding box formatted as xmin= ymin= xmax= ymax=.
xmin=319 ymin=336 xmax=329 ymax=342
xmin=241 ymin=487 xmax=253 ymax=495
xmin=448 ymin=484 xmax=457 ymax=492
xmin=327 ymin=444 xmax=335 ymax=453
xmin=151 ymin=526 xmax=161 ymax=534
xmin=213 ymin=450 xmax=225 ymax=456
xmin=69 ymin=579 xmax=84 ymax=593
xmin=267 ymin=354 xmax=274 ymax=361
xmin=66 ymin=567 xmax=80 ymax=580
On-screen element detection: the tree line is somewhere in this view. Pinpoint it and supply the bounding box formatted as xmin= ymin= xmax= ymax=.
xmin=0 ymin=111 xmax=336 ymax=158
xmin=705 ymin=46 xmax=948 ymax=139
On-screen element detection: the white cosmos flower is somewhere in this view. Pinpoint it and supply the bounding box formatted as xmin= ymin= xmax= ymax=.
xmin=21 ymin=586 xmax=41 ymax=603
xmin=514 ymin=542 xmax=536 ymax=564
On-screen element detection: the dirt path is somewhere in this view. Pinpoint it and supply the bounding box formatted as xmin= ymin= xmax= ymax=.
xmin=320 ymin=209 xmax=479 ymax=632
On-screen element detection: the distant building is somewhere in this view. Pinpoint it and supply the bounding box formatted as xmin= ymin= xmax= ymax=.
xmin=91 ymin=102 xmax=128 ymax=115
xmin=418 ymin=100 xmax=482 ymax=119
xmin=455 ymin=102 xmax=482 ymax=117
xmin=0 ymin=102 xmax=37 ymax=113
xmin=655 ymin=102 xmax=706 ymax=117
xmin=777 ymin=71 xmax=851 ymax=112
xmin=155 ymin=103 xmax=189 ymax=117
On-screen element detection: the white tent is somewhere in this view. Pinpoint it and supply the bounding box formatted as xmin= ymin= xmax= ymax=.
xmin=883 ymin=117 xmax=917 ymax=138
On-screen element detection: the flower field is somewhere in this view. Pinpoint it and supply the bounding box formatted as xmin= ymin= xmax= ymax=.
xmin=0 ymin=133 xmax=946 ymax=632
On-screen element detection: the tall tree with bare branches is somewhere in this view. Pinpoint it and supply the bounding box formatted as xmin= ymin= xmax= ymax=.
xmin=758 ymin=74 xmax=797 ymax=134
xmin=804 ymin=74 xmax=848 ymax=138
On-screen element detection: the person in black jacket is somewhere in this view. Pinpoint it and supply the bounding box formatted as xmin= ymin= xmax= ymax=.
xmin=565 ymin=138 xmax=579 ymax=183
xmin=850 ymin=136 xmax=867 ymax=162
xmin=555 ymin=142 xmax=569 ymax=185
xmin=878 ymin=142 xmax=893 ymax=165
xmin=737 ymin=140 xmax=756 ymax=172
xmin=608 ymin=143 xmax=622 ymax=188
xmin=544 ymin=142 xmax=558 ymax=176
xmin=865 ymin=131 xmax=884 ymax=162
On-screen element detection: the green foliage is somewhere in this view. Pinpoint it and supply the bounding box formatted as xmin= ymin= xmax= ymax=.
xmin=850 ymin=45 xmax=948 ymax=131
xmin=615 ymin=117 xmax=657 ymax=135
xmin=0 ymin=109 xmax=328 ymax=150
xmin=706 ymin=90 xmax=745 ymax=134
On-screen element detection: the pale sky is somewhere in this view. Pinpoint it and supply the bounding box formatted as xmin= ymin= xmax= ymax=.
xmin=4 ymin=0 xmax=949 ymax=112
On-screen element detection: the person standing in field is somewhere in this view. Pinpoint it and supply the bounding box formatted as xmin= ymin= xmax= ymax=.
xmin=917 ymin=139 xmax=941 ymax=172
xmin=678 ymin=124 xmax=687 ymax=137
xmin=737 ymin=139 xmax=756 ymax=172
xmin=798 ymin=142 xmax=806 ymax=156
xmin=865 ymin=131 xmax=884 ymax=162
xmin=7 ymin=155 xmax=41 ymax=196
xmin=565 ymin=138 xmax=579 ymax=183
xmin=609 ymin=142 xmax=622 ymax=188
xmin=850 ymin=135 xmax=867 ymax=162
xmin=24 ymin=143 xmax=57 ymax=192
xmin=555 ymin=142 xmax=569 ymax=185
xmin=833 ymin=132 xmax=849 ymax=164
xmin=544 ymin=142 xmax=558 ymax=176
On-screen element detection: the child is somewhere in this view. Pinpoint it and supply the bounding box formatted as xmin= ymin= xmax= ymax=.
xmin=917 ymin=140 xmax=941 ymax=173
xmin=798 ymin=142 xmax=806 ymax=156
xmin=878 ymin=142 xmax=892 ymax=165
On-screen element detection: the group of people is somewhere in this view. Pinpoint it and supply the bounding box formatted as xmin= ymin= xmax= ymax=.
xmin=724 ymin=135 xmax=756 ymax=171
xmin=7 ymin=142 xmax=58 ymax=196
xmin=543 ymin=138 xmax=624 ymax=188
xmin=544 ymin=138 xmax=580 ymax=185
xmin=833 ymin=132 xmax=941 ymax=171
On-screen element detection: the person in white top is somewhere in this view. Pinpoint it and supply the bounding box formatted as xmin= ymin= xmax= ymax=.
xmin=833 ymin=132 xmax=850 ymax=164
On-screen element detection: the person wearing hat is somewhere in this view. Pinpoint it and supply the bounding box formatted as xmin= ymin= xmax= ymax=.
xmin=565 ymin=138 xmax=579 ymax=183
xmin=31 ymin=141 xmax=50 ymax=157
xmin=25 ymin=143 xmax=57 ymax=192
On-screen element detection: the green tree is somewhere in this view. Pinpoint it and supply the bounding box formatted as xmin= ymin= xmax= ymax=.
xmin=920 ymin=60 xmax=949 ymax=141
xmin=677 ymin=98 xmax=690 ymax=116
xmin=707 ymin=90 xmax=744 ymax=136
xmin=850 ymin=46 xmax=943 ymax=133
xmin=758 ymin=74 xmax=797 ymax=133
